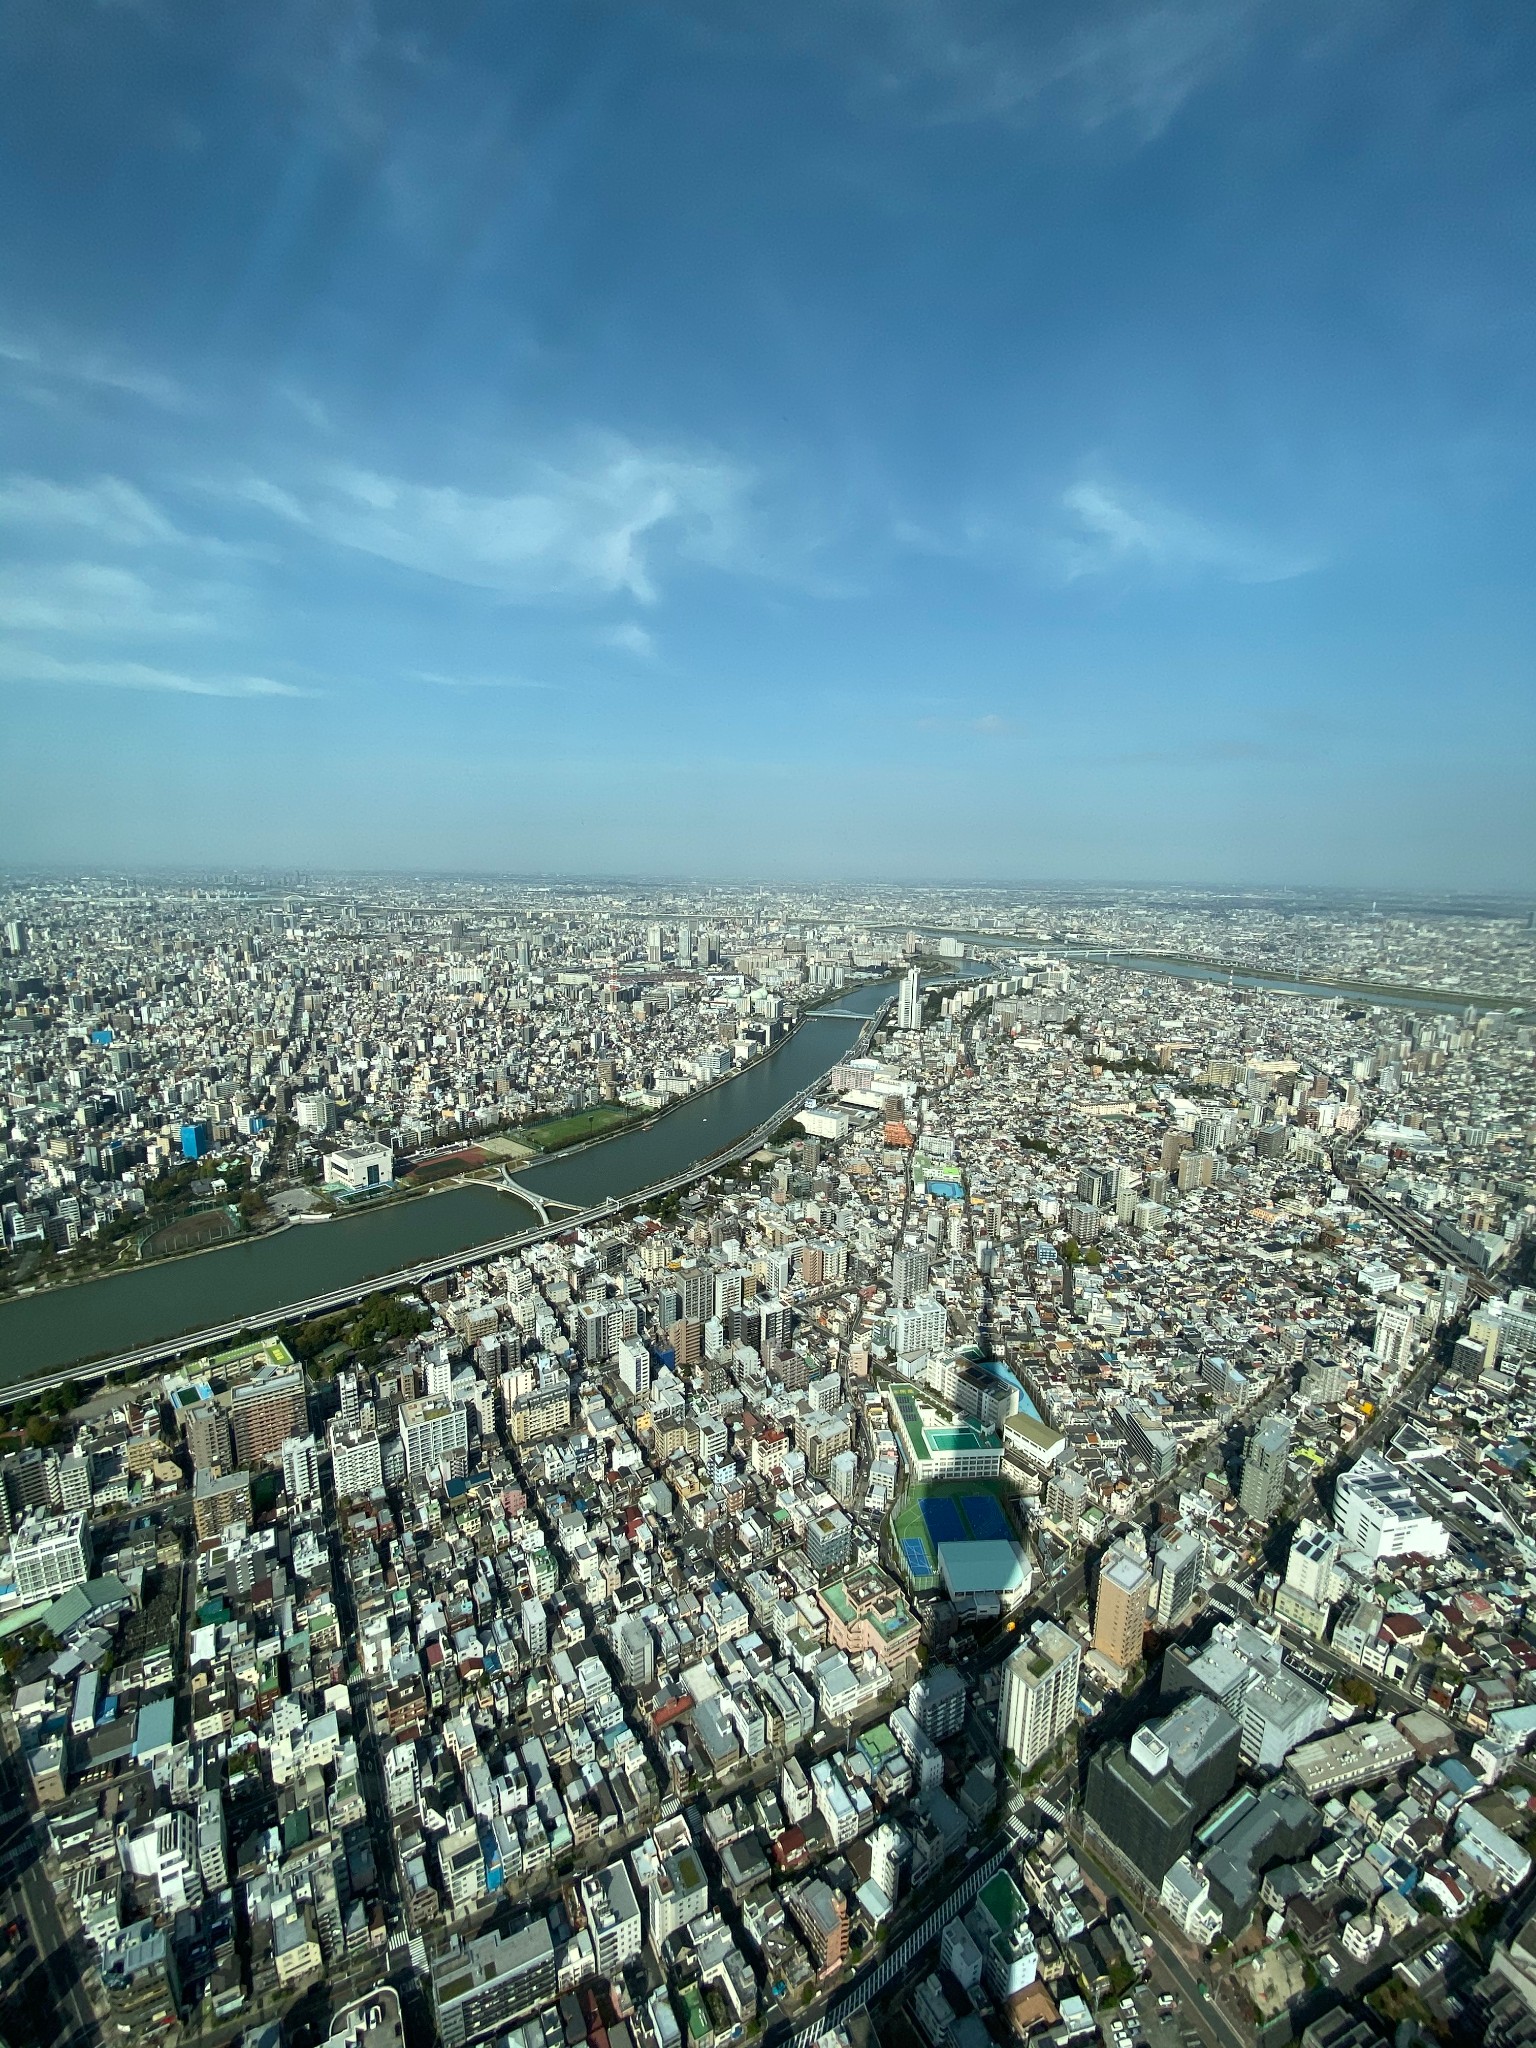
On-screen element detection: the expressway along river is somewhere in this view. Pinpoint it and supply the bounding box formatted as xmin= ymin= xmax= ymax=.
xmin=0 ymin=981 xmax=893 ymax=1385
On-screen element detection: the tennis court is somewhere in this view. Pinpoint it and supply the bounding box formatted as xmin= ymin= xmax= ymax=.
xmin=962 ymin=1494 xmax=1010 ymax=1541
xmin=921 ymin=1497 xmax=967 ymax=1545
xmin=901 ymin=1535 xmax=935 ymax=1579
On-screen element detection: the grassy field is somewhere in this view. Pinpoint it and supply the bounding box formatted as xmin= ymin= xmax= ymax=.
xmin=517 ymin=1104 xmax=646 ymax=1151
xmin=139 ymin=1208 xmax=240 ymax=1258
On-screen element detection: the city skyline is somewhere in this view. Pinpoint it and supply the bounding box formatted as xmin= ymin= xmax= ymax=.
xmin=3 ymin=3 xmax=1535 ymax=885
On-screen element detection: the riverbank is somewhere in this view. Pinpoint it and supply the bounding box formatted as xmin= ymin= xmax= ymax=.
xmin=874 ymin=925 xmax=1526 ymax=1012
xmin=0 ymin=983 xmax=896 ymax=1384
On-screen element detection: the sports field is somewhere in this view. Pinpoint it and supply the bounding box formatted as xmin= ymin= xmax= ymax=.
xmin=891 ymin=1476 xmax=1017 ymax=1587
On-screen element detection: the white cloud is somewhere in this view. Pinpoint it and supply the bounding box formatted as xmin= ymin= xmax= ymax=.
xmin=0 ymin=648 xmax=303 ymax=698
xmin=0 ymin=562 xmax=213 ymax=636
xmin=0 ymin=333 xmax=192 ymax=412
xmin=860 ymin=0 xmax=1269 ymax=137
xmin=234 ymin=437 xmax=752 ymax=604
xmin=0 ymin=473 xmax=182 ymax=547
xmin=1057 ymin=478 xmax=1317 ymax=583
xmin=599 ymin=622 xmax=658 ymax=659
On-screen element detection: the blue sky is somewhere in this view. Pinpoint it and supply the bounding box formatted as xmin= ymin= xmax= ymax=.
xmin=1 ymin=0 xmax=1534 ymax=886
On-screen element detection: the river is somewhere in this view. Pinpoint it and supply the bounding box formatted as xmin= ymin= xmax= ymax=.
xmin=0 ymin=946 xmax=1456 ymax=1387
xmin=0 ymin=981 xmax=889 ymax=1384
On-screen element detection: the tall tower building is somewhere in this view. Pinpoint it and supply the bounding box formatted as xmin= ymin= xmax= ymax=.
xmin=998 ymin=1622 xmax=1081 ymax=1771
xmin=897 ymin=968 xmax=923 ymax=1032
xmin=1239 ymin=1415 xmax=1293 ymax=1523
xmin=1093 ymin=1543 xmax=1151 ymax=1673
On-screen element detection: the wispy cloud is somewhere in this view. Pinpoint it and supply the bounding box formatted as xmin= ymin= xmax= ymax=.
xmin=0 ymin=473 xmax=183 ymax=547
xmin=0 ymin=331 xmax=193 ymax=412
xmin=858 ymin=0 xmax=1268 ymax=138
xmin=0 ymin=649 xmax=304 ymax=698
xmin=0 ymin=562 xmax=215 ymax=636
xmin=232 ymin=437 xmax=752 ymax=605
xmin=1056 ymin=478 xmax=1317 ymax=583
xmin=599 ymin=622 xmax=658 ymax=659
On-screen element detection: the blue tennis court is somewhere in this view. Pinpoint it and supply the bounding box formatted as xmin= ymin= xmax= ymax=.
xmin=921 ymin=1497 xmax=967 ymax=1545
xmin=962 ymin=1495 xmax=1009 ymax=1541
xmin=901 ymin=1536 xmax=935 ymax=1578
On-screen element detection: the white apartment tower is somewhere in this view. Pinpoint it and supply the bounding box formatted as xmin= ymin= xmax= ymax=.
xmin=999 ymin=1621 xmax=1080 ymax=1771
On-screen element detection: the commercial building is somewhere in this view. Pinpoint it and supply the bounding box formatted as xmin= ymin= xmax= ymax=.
xmin=1333 ymin=1451 xmax=1449 ymax=1560
xmin=1084 ymin=1695 xmax=1241 ymax=1882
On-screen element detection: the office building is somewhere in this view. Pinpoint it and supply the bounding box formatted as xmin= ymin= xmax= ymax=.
xmin=1094 ymin=1543 xmax=1151 ymax=1673
xmin=1333 ymin=1451 xmax=1448 ymax=1560
xmin=1239 ymin=1415 xmax=1293 ymax=1522
xmin=8 ymin=1508 xmax=90 ymax=1601
xmin=1239 ymin=1667 xmax=1331 ymax=1771
xmin=1115 ymin=1402 xmax=1177 ymax=1479
xmin=1084 ymin=1694 xmax=1241 ymax=1882
xmin=998 ymin=1621 xmax=1080 ymax=1771
xmin=431 ymin=1923 xmax=558 ymax=2048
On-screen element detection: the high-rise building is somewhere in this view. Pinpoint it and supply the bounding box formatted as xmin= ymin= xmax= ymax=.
xmin=908 ymin=1664 xmax=968 ymax=1742
xmin=1372 ymin=1304 xmax=1419 ymax=1371
xmin=1151 ymin=1528 xmax=1203 ymax=1629
xmin=868 ymin=1821 xmax=911 ymax=1904
xmin=613 ymin=1613 xmax=655 ymax=1690
xmin=400 ymin=1397 xmax=470 ymax=1483
xmin=1093 ymin=1544 xmax=1151 ymax=1672
xmin=1084 ymin=1694 xmax=1242 ymax=1882
xmin=229 ymin=1364 xmax=308 ymax=1468
xmin=8 ymin=1509 xmax=90 ymax=1601
xmin=998 ymin=1621 xmax=1080 ymax=1771
xmin=580 ymin=1861 xmax=643 ymax=1974
xmin=897 ymin=968 xmax=923 ymax=1033
xmin=1239 ymin=1415 xmax=1293 ymax=1522
xmin=281 ymin=1434 xmax=319 ymax=1502
xmin=892 ymin=1245 xmax=930 ymax=1307
xmin=520 ymin=1598 xmax=547 ymax=1658
xmin=329 ymin=1423 xmax=384 ymax=1498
